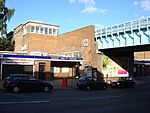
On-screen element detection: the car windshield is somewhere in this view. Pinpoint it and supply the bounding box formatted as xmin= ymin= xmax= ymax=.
xmin=79 ymin=76 xmax=94 ymax=82
xmin=12 ymin=76 xmax=29 ymax=81
xmin=79 ymin=77 xmax=86 ymax=81
xmin=5 ymin=76 xmax=11 ymax=80
xmin=29 ymin=76 xmax=39 ymax=80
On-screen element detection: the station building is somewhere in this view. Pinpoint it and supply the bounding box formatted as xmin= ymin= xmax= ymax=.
xmin=0 ymin=21 xmax=102 ymax=83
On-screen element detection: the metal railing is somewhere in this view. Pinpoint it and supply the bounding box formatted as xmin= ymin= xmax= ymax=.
xmin=95 ymin=17 xmax=150 ymax=37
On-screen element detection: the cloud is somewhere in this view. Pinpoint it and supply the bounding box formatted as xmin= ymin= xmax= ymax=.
xmin=133 ymin=0 xmax=150 ymax=11
xmin=68 ymin=0 xmax=111 ymax=14
xmin=133 ymin=1 xmax=139 ymax=6
xmin=81 ymin=6 xmax=110 ymax=14
xmin=141 ymin=0 xmax=150 ymax=11
xmin=81 ymin=6 xmax=98 ymax=14
xmin=79 ymin=0 xmax=95 ymax=6
xmin=68 ymin=0 xmax=77 ymax=4
xmin=95 ymin=24 xmax=105 ymax=29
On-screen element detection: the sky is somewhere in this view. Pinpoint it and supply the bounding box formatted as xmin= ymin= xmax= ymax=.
xmin=6 ymin=0 xmax=150 ymax=34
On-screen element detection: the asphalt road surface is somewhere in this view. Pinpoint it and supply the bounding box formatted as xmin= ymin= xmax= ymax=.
xmin=0 ymin=84 xmax=150 ymax=113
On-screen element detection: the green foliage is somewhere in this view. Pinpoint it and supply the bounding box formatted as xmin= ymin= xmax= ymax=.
xmin=103 ymin=56 xmax=111 ymax=67
xmin=0 ymin=37 xmax=12 ymax=50
xmin=0 ymin=0 xmax=15 ymax=51
xmin=0 ymin=0 xmax=15 ymax=36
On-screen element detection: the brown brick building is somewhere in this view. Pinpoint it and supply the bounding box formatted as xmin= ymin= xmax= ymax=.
xmin=12 ymin=21 xmax=102 ymax=81
xmin=134 ymin=51 xmax=150 ymax=77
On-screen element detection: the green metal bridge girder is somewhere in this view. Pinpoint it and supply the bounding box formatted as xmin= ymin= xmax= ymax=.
xmin=95 ymin=17 xmax=150 ymax=50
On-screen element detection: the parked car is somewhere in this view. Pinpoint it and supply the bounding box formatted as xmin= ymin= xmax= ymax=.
xmin=111 ymin=77 xmax=136 ymax=88
xmin=76 ymin=76 xmax=108 ymax=90
xmin=3 ymin=74 xmax=53 ymax=93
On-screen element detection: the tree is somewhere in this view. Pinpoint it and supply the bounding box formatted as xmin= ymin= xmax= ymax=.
xmin=0 ymin=37 xmax=10 ymax=50
xmin=0 ymin=0 xmax=15 ymax=36
xmin=103 ymin=56 xmax=111 ymax=68
xmin=0 ymin=0 xmax=15 ymax=51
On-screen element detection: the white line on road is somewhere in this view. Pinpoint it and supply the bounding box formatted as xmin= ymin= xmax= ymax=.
xmin=0 ymin=100 xmax=50 ymax=105
xmin=80 ymin=95 xmax=122 ymax=100
xmin=0 ymin=96 xmax=123 ymax=105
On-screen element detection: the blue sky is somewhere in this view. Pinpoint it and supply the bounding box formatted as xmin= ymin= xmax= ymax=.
xmin=6 ymin=0 xmax=150 ymax=34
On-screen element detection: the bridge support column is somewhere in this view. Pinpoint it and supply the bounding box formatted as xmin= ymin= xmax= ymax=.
xmin=128 ymin=52 xmax=134 ymax=77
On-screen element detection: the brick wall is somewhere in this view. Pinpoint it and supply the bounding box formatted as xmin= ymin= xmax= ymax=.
xmin=14 ymin=25 xmax=103 ymax=75
xmin=14 ymin=25 xmax=24 ymax=52
xmin=57 ymin=25 xmax=102 ymax=72
xmin=134 ymin=51 xmax=150 ymax=59
xmin=28 ymin=33 xmax=58 ymax=54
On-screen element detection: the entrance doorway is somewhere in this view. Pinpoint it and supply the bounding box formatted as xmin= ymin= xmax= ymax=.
xmin=38 ymin=62 xmax=46 ymax=80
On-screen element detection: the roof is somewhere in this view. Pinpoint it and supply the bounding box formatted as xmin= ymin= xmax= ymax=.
xmin=14 ymin=20 xmax=59 ymax=30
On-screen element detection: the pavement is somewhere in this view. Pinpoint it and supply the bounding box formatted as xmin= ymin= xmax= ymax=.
xmin=134 ymin=76 xmax=150 ymax=85
xmin=0 ymin=76 xmax=150 ymax=90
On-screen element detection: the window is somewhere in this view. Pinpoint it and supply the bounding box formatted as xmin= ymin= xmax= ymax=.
xmin=94 ymin=37 xmax=96 ymax=42
xmin=40 ymin=27 xmax=43 ymax=34
xmin=22 ymin=76 xmax=29 ymax=81
xmin=73 ymin=51 xmax=82 ymax=58
xmin=78 ymin=52 xmax=82 ymax=58
xmin=73 ymin=52 xmax=76 ymax=58
xmin=36 ymin=26 xmax=39 ymax=33
xmin=49 ymin=28 xmax=52 ymax=34
xmin=62 ymin=67 xmax=69 ymax=73
xmin=31 ymin=26 xmax=35 ymax=32
xmin=53 ymin=29 xmax=56 ymax=35
xmin=54 ymin=67 xmax=60 ymax=73
xmin=29 ymin=76 xmax=38 ymax=80
xmin=45 ymin=28 xmax=48 ymax=34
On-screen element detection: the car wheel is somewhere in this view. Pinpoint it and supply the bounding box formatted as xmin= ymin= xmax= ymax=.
xmin=103 ymin=85 xmax=107 ymax=90
xmin=86 ymin=86 xmax=91 ymax=90
xmin=44 ymin=86 xmax=50 ymax=92
xmin=13 ymin=86 xmax=20 ymax=93
xmin=132 ymin=83 xmax=136 ymax=88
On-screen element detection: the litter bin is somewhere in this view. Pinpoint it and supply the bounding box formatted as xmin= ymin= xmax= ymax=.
xmin=62 ymin=78 xmax=68 ymax=87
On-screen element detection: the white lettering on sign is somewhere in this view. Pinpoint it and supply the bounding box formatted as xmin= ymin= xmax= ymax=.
xmin=3 ymin=60 xmax=34 ymax=65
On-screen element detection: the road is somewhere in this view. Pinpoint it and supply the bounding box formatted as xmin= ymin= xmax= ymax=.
xmin=0 ymin=84 xmax=150 ymax=113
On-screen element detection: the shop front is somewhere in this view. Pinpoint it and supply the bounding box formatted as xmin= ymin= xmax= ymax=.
xmin=1 ymin=59 xmax=34 ymax=79
xmin=0 ymin=54 xmax=82 ymax=83
xmin=134 ymin=60 xmax=150 ymax=77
